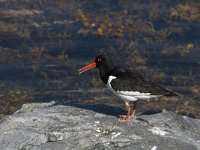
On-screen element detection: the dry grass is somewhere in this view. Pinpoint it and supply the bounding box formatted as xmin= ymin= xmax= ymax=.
xmin=161 ymin=43 xmax=194 ymax=56
xmin=0 ymin=21 xmax=30 ymax=39
xmin=170 ymin=4 xmax=200 ymax=21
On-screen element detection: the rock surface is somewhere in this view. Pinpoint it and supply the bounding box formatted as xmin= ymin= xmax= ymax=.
xmin=0 ymin=101 xmax=200 ymax=150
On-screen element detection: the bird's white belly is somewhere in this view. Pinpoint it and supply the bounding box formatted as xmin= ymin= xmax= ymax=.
xmin=115 ymin=92 xmax=138 ymax=102
xmin=107 ymin=76 xmax=160 ymax=102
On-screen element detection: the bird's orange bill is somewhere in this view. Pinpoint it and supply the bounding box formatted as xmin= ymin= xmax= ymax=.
xmin=78 ymin=61 xmax=96 ymax=74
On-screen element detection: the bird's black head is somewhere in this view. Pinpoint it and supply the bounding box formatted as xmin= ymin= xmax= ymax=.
xmin=95 ymin=55 xmax=105 ymax=69
xmin=78 ymin=55 xmax=114 ymax=76
xmin=95 ymin=55 xmax=114 ymax=77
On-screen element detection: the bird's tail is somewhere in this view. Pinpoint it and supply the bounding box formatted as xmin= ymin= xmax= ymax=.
xmin=164 ymin=91 xmax=178 ymax=97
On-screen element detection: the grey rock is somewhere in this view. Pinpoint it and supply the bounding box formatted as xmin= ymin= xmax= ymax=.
xmin=0 ymin=101 xmax=200 ymax=150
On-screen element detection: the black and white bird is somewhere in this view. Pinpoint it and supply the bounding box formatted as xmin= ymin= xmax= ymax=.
xmin=78 ymin=55 xmax=177 ymax=122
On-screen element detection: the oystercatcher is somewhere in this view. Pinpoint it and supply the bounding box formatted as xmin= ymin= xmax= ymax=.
xmin=78 ymin=55 xmax=177 ymax=122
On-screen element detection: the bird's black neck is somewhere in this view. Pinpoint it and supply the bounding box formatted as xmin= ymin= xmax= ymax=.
xmin=99 ymin=64 xmax=114 ymax=84
xmin=95 ymin=56 xmax=115 ymax=84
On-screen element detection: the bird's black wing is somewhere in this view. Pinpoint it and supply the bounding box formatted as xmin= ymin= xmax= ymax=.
xmin=110 ymin=68 xmax=176 ymax=96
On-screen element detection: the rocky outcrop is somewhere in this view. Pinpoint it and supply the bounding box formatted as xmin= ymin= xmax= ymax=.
xmin=0 ymin=101 xmax=200 ymax=150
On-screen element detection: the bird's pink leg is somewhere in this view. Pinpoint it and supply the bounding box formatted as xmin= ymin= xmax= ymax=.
xmin=130 ymin=101 xmax=137 ymax=119
xmin=118 ymin=102 xmax=132 ymax=122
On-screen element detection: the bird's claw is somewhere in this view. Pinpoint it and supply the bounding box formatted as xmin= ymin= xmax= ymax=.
xmin=118 ymin=115 xmax=134 ymax=122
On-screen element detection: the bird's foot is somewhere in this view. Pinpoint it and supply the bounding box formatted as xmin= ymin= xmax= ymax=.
xmin=118 ymin=115 xmax=134 ymax=122
xmin=129 ymin=113 xmax=136 ymax=120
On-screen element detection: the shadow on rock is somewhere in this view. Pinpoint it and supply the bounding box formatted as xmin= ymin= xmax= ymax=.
xmin=139 ymin=109 xmax=162 ymax=116
xmin=50 ymin=101 xmax=127 ymax=117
